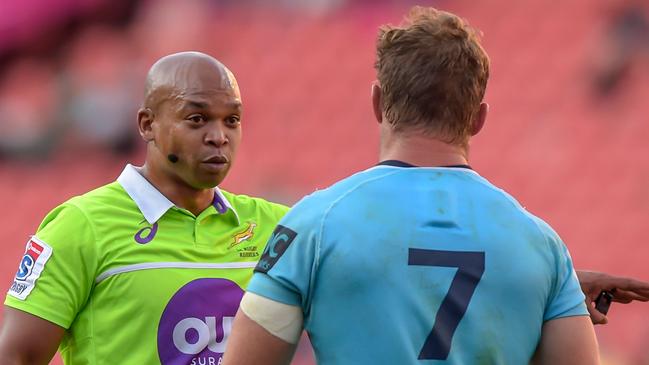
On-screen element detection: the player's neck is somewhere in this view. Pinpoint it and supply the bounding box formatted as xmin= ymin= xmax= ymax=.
xmin=137 ymin=163 xmax=214 ymax=217
xmin=379 ymin=133 xmax=469 ymax=167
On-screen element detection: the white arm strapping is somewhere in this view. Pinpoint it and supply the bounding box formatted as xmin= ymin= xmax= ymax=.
xmin=239 ymin=292 xmax=304 ymax=344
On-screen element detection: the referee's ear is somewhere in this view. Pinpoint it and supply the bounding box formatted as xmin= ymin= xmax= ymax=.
xmin=470 ymin=102 xmax=489 ymax=136
xmin=137 ymin=107 xmax=156 ymax=142
xmin=371 ymin=81 xmax=383 ymax=124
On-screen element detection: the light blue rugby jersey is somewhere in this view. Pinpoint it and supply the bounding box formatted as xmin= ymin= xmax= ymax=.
xmin=248 ymin=161 xmax=588 ymax=364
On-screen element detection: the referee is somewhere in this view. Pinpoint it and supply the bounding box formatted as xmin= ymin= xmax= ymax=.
xmin=0 ymin=52 xmax=288 ymax=365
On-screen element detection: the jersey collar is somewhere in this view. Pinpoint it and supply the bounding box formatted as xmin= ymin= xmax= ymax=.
xmin=117 ymin=164 xmax=239 ymax=224
xmin=378 ymin=160 xmax=472 ymax=169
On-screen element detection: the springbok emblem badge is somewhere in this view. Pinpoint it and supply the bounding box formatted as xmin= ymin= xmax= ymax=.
xmin=229 ymin=222 xmax=257 ymax=249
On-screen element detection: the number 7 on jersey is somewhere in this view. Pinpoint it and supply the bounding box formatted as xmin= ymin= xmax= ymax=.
xmin=408 ymin=248 xmax=485 ymax=360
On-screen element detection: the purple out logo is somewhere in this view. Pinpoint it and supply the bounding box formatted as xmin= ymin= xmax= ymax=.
xmin=158 ymin=278 xmax=244 ymax=365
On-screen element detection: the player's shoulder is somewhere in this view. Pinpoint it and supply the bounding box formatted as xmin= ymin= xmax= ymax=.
xmin=523 ymin=213 xmax=563 ymax=247
xmin=309 ymin=165 xmax=482 ymax=205
xmin=471 ymin=176 xmax=565 ymax=248
xmin=67 ymin=181 xmax=130 ymax=208
xmin=286 ymin=167 xmax=399 ymax=221
xmin=38 ymin=182 xmax=128 ymax=228
xmin=62 ymin=182 xmax=133 ymax=219
xmin=219 ymin=189 xmax=289 ymax=222
xmin=469 ymin=173 xmax=563 ymax=234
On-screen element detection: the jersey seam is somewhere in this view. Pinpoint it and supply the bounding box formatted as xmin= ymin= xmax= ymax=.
xmin=439 ymin=172 xmax=572 ymax=320
xmin=65 ymin=200 xmax=99 ymax=364
xmin=309 ymin=169 xmax=407 ymax=319
xmin=460 ymin=174 xmax=554 ymax=254
xmin=308 ymin=168 xmax=490 ymax=324
xmin=546 ymin=312 xmax=590 ymax=321
xmin=318 ymin=168 xmax=412 ymax=222
xmin=473 ymin=180 xmax=561 ymax=306
xmin=220 ymin=189 xmax=290 ymax=212
xmin=518 ymin=208 xmax=561 ymax=320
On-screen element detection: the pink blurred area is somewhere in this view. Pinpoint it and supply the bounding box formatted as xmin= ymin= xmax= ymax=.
xmin=1 ymin=0 xmax=649 ymax=364
xmin=0 ymin=0 xmax=104 ymax=51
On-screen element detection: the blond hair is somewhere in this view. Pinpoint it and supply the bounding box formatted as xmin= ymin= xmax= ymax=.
xmin=375 ymin=6 xmax=490 ymax=144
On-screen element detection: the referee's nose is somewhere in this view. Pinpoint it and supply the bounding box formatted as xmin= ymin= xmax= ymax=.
xmin=204 ymin=120 xmax=229 ymax=147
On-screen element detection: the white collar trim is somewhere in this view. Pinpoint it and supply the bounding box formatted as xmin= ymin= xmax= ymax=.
xmin=117 ymin=164 xmax=238 ymax=224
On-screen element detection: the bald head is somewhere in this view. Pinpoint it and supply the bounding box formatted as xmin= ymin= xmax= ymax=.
xmin=143 ymin=51 xmax=241 ymax=111
xmin=137 ymin=51 xmax=244 ymax=192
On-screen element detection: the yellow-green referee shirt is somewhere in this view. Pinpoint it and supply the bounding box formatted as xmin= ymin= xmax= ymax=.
xmin=5 ymin=164 xmax=288 ymax=364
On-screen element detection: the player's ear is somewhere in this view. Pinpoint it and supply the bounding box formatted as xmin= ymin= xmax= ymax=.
xmin=470 ymin=102 xmax=488 ymax=136
xmin=137 ymin=107 xmax=156 ymax=142
xmin=371 ymin=81 xmax=383 ymax=124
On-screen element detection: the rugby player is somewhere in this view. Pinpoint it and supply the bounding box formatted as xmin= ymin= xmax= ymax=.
xmin=223 ymin=7 xmax=602 ymax=365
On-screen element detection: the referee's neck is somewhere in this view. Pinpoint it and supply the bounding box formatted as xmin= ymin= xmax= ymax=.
xmin=137 ymin=164 xmax=215 ymax=216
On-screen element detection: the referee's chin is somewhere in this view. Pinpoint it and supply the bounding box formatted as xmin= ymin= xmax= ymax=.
xmin=186 ymin=170 xmax=230 ymax=190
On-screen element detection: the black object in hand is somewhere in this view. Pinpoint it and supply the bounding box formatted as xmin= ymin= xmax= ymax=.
xmin=595 ymin=291 xmax=613 ymax=315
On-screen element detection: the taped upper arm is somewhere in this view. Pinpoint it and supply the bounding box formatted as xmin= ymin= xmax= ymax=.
xmin=239 ymin=292 xmax=303 ymax=344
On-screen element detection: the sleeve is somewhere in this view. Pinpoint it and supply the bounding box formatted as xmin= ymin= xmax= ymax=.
xmin=271 ymin=203 xmax=290 ymax=220
xmin=4 ymin=202 xmax=98 ymax=329
xmin=246 ymin=197 xmax=323 ymax=315
xmin=533 ymin=218 xmax=589 ymax=321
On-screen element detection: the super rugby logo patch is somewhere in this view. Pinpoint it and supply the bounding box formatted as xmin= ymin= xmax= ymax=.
xmin=255 ymin=225 xmax=297 ymax=273
xmin=9 ymin=237 xmax=52 ymax=300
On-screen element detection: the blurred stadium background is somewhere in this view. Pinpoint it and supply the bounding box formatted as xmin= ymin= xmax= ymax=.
xmin=1 ymin=0 xmax=648 ymax=363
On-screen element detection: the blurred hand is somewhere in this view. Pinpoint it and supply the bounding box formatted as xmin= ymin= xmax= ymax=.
xmin=576 ymin=270 xmax=649 ymax=325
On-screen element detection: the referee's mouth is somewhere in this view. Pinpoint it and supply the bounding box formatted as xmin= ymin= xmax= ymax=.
xmin=201 ymin=155 xmax=229 ymax=171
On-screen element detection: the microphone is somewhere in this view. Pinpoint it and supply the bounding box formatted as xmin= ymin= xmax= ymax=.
xmin=167 ymin=154 xmax=179 ymax=163
xmin=148 ymin=138 xmax=178 ymax=164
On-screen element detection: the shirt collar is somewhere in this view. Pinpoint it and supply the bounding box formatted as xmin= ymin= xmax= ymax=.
xmin=377 ymin=160 xmax=472 ymax=170
xmin=117 ymin=164 xmax=239 ymax=224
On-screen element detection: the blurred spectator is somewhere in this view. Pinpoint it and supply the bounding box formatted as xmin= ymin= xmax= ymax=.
xmin=593 ymin=1 xmax=649 ymax=97
xmin=130 ymin=0 xmax=215 ymax=61
xmin=59 ymin=25 xmax=140 ymax=156
xmin=0 ymin=57 xmax=63 ymax=160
